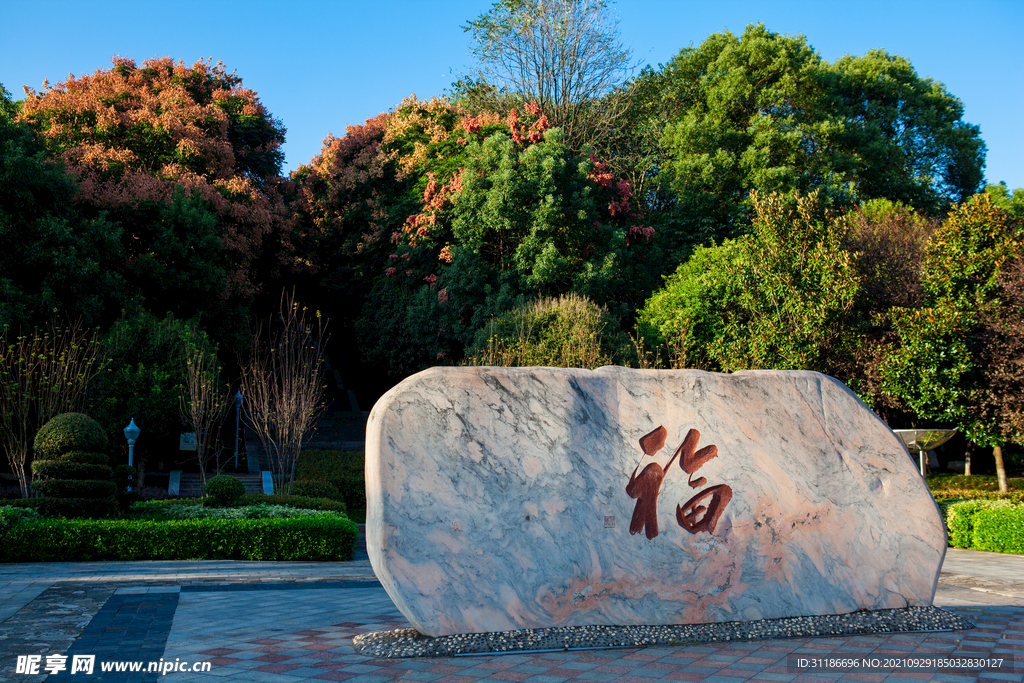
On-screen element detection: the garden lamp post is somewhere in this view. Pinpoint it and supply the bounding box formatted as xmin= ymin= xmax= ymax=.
xmin=233 ymin=390 xmax=243 ymax=469
xmin=124 ymin=418 xmax=140 ymax=491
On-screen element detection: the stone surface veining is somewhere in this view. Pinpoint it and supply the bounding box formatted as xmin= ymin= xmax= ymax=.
xmin=365 ymin=366 xmax=946 ymax=637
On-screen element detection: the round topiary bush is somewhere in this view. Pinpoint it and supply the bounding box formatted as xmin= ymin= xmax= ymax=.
xmin=204 ymin=475 xmax=246 ymax=506
xmin=30 ymin=412 xmax=116 ymax=518
xmin=291 ymin=480 xmax=342 ymax=501
xmin=34 ymin=413 xmax=107 ymax=456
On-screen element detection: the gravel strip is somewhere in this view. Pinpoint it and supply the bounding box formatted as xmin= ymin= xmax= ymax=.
xmin=352 ymin=605 xmax=974 ymax=658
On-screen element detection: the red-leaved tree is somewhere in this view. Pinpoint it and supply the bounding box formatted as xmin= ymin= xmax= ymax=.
xmin=19 ymin=58 xmax=294 ymax=324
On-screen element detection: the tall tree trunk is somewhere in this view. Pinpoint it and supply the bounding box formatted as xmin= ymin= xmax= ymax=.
xmin=964 ymin=443 xmax=972 ymax=476
xmin=993 ymin=445 xmax=1008 ymax=493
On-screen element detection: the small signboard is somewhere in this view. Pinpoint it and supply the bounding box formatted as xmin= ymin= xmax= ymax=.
xmin=179 ymin=433 xmax=197 ymax=451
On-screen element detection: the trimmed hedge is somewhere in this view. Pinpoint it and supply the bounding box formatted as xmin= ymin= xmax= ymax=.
xmin=973 ymin=506 xmax=1024 ymax=554
xmin=236 ymin=493 xmax=348 ymax=514
xmin=295 ymin=450 xmax=365 ymax=512
xmin=204 ymin=475 xmax=246 ymax=506
xmin=1 ymin=496 xmax=119 ymax=519
xmin=31 ymin=461 xmax=112 ymax=480
xmin=290 ymin=480 xmax=342 ymax=501
xmin=31 ymin=479 xmax=117 ymax=499
xmin=932 ymin=490 xmax=1024 ymax=504
xmin=50 ymin=451 xmax=111 ymax=466
xmin=1 ymin=515 xmax=357 ymax=562
xmin=34 ymin=413 xmax=107 ymax=453
xmin=31 ymin=412 xmax=116 ymax=518
xmin=944 ymin=499 xmax=1023 ymax=553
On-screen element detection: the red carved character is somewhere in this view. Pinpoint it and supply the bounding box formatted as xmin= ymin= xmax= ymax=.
xmin=626 ymin=425 xmax=732 ymax=539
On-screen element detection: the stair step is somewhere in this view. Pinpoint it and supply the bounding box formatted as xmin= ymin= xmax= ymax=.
xmin=176 ymin=473 xmax=265 ymax=497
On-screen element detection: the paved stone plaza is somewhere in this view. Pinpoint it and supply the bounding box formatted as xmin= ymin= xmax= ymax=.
xmin=0 ymin=535 xmax=1021 ymax=683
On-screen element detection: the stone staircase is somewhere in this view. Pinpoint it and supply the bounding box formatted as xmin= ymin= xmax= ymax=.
xmin=175 ymin=473 xmax=264 ymax=498
xmin=168 ymin=349 xmax=370 ymax=498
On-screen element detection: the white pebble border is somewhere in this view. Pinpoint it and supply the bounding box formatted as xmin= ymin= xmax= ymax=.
xmin=352 ymin=606 xmax=973 ymax=658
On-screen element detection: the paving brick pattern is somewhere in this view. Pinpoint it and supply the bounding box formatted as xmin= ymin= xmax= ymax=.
xmin=47 ymin=593 xmax=179 ymax=683
xmin=0 ymin=549 xmax=1021 ymax=683
xmin=158 ymin=584 xmax=1024 ymax=683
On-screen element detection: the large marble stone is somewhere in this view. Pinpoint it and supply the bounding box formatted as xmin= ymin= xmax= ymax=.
xmin=365 ymin=367 xmax=946 ymax=637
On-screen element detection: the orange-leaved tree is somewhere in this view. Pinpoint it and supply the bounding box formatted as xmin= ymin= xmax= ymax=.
xmin=19 ymin=57 xmax=295 ymax=347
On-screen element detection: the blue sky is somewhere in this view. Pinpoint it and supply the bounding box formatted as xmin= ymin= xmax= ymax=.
xmin=3 ymin=0 xmax=1021 ymax=189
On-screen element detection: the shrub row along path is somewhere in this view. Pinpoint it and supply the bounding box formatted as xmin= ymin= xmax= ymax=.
xmin=0 ymin=536 xmax=1021 ymax=682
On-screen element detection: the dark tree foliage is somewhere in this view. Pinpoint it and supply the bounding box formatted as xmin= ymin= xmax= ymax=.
xmin=90 ymin=310 xmax=217 ymax=485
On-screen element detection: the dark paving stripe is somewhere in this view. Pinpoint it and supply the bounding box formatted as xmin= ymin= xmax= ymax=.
xmin=0 ymin=583 xmax=114 ymax=682
xmin=181 ymin=579 xmax=380 ymax=592
xmin=47 ymin=594 xmax=178 ymax=682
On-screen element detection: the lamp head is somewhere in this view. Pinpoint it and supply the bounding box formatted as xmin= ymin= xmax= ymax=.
xmin=124 ymin=418 xmax=140 ymax=444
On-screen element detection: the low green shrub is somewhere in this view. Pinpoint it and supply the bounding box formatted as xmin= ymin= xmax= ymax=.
xmin=132 ymin=503 xmax=331 ymax=521
xmin=2 ymin=497 xmax=120 ymax=519
xmin=236 ymin=493 xmax=347 ymax=515
xmin=31 ymin=461 xmax=112 ymax=481
xmin=944 ymin=499 xmax=1022 ymax=552
xmin=204 ymin=475 xmax=246 ymax=506
xmin=33 ymin=413 xmax=107 ymax=454
xmin=290 ymin=480 xmax=342 ymax=501
xmin=1 ymin=515 xmax=357 ymax=562
xmin=50 ymin=451 xmax=110 ymax=466
xmin=31 ymin=480 xmax=117 ymax=499
xmin=129 ymin=498 xmax=192 ymax=512
xmin=0 ymin=506 xmax=41 ymax=536
xmin=973 ymin=506 xmax=1024 ymax=554
xmin=132 ymin=494 xmax=349 ymax=516
xmin=296 ymin=451 xmax=364 ymax=512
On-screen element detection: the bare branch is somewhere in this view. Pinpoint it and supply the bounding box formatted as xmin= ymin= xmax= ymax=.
xmin=239 ymin=290 xmax=328 ymax=495
xmin=179 ymin=348 xmax=228 ymax=486
xmin=0 ymin=322 xmax=104 ymax=497
xmin=464 ymin=0 xmax=635 ymax=149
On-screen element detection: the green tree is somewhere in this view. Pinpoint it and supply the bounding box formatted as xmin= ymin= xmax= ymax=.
xmin=882 ymin=195 xmax=1023 ymax=489
xmin=973 ymin=258 xmax=1024 ymax=487
xmin=718 ymin=192 xmax=860 ymax=372
xmin=91 ymin=310 xmax=217 ymax=486
xmin=120 ymin=189 xmax=248 ymax=349
xmin=317 ymin=98 xmax=658 ymax=377
xmin=836 ymin=199 xmax=936 ymax=418
xmin=650 ymin=25 xmax=984 ymax=249
xmin=635 ymin=239 xmax=745 ymax=370
xmin=828 ymin=49 xmax=985 ymax=211
xmin=637 ymin=192 xmax=861 ymax=375
xmin=985 ymin=182 xmax=1024 ymax=219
